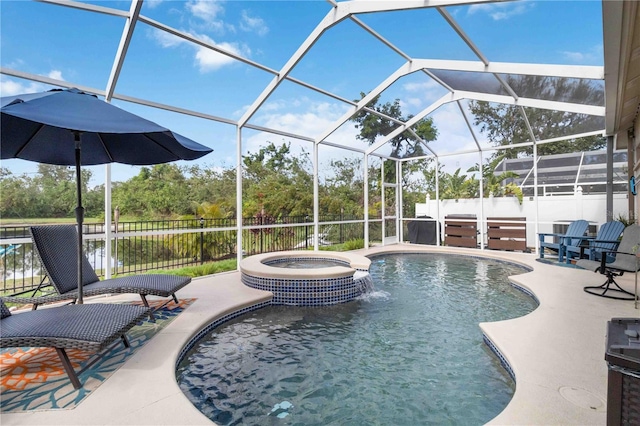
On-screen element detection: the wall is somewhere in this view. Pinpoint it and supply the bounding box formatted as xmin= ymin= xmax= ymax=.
xmin=415 ymin=192 xmax=629 ymax=248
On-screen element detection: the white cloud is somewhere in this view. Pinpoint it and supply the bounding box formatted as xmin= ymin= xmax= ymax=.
xmin=47 ymin=70 xmax=64 ymax=81
xmin=187 ymin=0 xmax=224 ymax=21
xmin=187 ymin=0 xmax=227 ymax=33
xmin=468 ymin=2 xmax=534 ymax=21
xmin=561 ymin=44 xmax=603 ymax=64
xmin=562 ymin=51 xmax=586 ymax=62
xmin=148 ymin=29 xmax=250 ymax=73
xmin=193 ymin=35 xmax=251 ymax=72
xmin=145 ymin=0 xmax=163 ymax=9
xmin=400 ymin=80 xmax=447 ymax=112
xmin=0 ymin=77 xmax=51 ymax=97
xmin=150 ymin=28 xmax=185 ymax=48
xmin=240 ymin=10 xmax=269 ymax=36
xmin=242 ymin=99 xmax=358 ymax=156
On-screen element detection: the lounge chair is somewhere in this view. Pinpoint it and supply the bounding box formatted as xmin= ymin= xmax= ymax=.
xmin=538 ymin=219 xmax=589 ymax=262
xmin=0 ymin=298 xmax=150 ymax=389
xmin=576 ymin=224 xmax=640 ymax=300
xmin=2 ymin=225 xmax=191 ymax=318
xmin=564 ymin=220 xmax=625 ymax=264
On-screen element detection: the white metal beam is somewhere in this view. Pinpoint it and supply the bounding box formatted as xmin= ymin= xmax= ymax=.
xmin=456 ymin=91 xmax=606 ymax=116
xmin=339 ymin=0 xmax=510 ymax=15
xmin=457 ymin=100 xmax=482 ymax=151
xmin=138 ymin=15 xmax=277 ymax=75
xmin=37 ymin=0 xmax=129 ymax=17
xmin=315 ymin=61 xmax=420 ymax=144
xmin=105 ymin=0 xmax=142 ymax=101
xmin=411 ymin=58 xmax=604 ymax=80
xmin=102 ymin=0 xmax=143 ymax=279
xmin=238 ymin=5 xmax=351 ymax=127
xmin=366 ymin=93 xmax=456 ymax=154
xmin=437 ymin=7 xmax=489 ymax=65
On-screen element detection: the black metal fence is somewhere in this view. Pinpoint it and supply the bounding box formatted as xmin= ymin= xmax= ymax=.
xmin=1 ymin=215 xmax=376 ymax=295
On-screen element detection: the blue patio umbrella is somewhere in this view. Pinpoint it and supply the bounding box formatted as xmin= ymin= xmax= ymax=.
xmin=1 ymin=87 xmax=213 ymax=303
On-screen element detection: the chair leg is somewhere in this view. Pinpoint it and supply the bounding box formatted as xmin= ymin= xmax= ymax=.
xmin=121 ymin=334 xmax=131 ymax=349
xmin=55 ymin=348 xmax=82 ymax=389
xmin=583 ymin=274 xmax=636 ymax=300
xmin=139 ymin=294 xmax=156 ymax=321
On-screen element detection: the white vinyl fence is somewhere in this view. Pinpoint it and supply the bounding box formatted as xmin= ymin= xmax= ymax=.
xmin=415 ymin=192 xmax=630 ymax=250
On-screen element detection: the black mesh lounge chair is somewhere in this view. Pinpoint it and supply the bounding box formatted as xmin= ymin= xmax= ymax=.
xmin=2 ymin=225 xmax=191 ymax=318
xmin=576 ymin=224 xmax=640 ymax=300
xmin=0 ymin=298 xmax=150 ymax=389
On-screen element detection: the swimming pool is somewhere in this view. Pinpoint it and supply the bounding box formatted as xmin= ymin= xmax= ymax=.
xmin=176 ymin=253 xmax=537 ymax=425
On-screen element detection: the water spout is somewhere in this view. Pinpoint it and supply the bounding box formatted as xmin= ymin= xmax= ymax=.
xmin=354 ymin=270 xmax=374 ymax=294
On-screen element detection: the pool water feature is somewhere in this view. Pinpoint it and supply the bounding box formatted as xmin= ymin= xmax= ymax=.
xmin=240 ymin=251 xmax=372 ymax=306
xmin=177 ymin=253 xmax=537 ymax=425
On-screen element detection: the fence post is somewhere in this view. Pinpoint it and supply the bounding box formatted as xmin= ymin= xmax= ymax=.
xmin=199 ymin=217 xmax=204 ymax=265
xmin=305 ymin=215 xmax=309 ymax=249
xmin=340 ymin=208 xmax=344 ymax=243
xmin=260 ymin=213 xmax=264 ymax=254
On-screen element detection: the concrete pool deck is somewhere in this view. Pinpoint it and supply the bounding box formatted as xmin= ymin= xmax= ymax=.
xmin=1 ymin=244 xmax=638 ymax=425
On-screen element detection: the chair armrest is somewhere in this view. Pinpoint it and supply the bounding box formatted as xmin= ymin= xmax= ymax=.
xmin=590 ymin=239 xmax=620 ymax=244
xmin=603 ymin=250 xmax=637 ymax=257
xmin=538 ymin=232 xmax=565 ymax=238
xmin=587 ymin=239 xmax=621 ymax=248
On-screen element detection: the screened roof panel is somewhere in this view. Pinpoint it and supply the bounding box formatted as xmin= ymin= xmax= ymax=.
xmin=446 ymin=1 xmax=603 ymax=66
xmin=500 ymin=75 xmax=605 ymax=105
xmin=288 ymin=19 xmax=406 ymax=102
xmin=428 ymin=70 xmax=508 ymax=95
xmin=245 ymin=79 xmax=356 ymax=141
xmin=0 ymin=1 xmax=124 ymax=90
xmin=139 ymin=0 xmax=330 ymax=72
xmin=353 ymin=8 xmax=480 ymax=61
xmin=500 ymin=151 xmax=628 ymax=191
xmin=115 ymin=21 xmax=275 ymax=119
xmin=522 ymin=108 xmax=605 ymax=141
xmin=0 ymin=0 xmax=610 ymax=183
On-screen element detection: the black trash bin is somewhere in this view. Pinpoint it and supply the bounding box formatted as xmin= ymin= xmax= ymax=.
xmin=605 ymin=318 xmax=640 ymax=425
xmin=407 ymin=216 xmax=439 ymax=245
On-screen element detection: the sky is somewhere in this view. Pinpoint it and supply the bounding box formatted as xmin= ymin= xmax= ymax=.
xmin=0 ymin=0 xmax=605 ymax=187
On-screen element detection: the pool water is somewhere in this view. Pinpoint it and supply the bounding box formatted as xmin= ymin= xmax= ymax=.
xmin=265 ymin=259 xmax=346 ymax=269
xmin=177 ymin=253 xmax=537 ymax=425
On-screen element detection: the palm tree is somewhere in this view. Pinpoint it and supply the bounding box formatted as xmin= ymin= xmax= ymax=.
xmin=467 ymin=155 xmax=523 ymax=203
xmin=441 ymin=168 xmax=473 ymax=200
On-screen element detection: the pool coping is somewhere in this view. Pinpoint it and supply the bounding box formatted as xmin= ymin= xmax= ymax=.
xmin=239 ymin=250 xmax=371 ymax=278
xmin=2 ymin=244 xmax=638 ymax=425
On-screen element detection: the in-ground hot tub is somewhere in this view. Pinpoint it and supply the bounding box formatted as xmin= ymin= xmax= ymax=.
xmin=240 ymin=251 xmax=372 ymax=306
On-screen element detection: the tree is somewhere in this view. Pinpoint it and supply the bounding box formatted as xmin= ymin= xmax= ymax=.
xmin=440 ymin=168 xmax=475 ymax=199
xmin=467 ymin=155 xmax=523 ymax=203
xmin=0 ymin=165 xmax=102 ymax=219
xmin=170 ymin=202 xmax=235 ymax=261
xmin=320 ymin=157 xmax=365 ymax=217
xmin=242 ymin=142 xmax=314 ymax=217
xmin=112 ymin=164 xmax=192 ymax=218
xmin=187 ymin=164 xmax=236 ymax=216
xmin=469 ymin=75 xmax=606 ymax=158
xmin=351 ymin=93 xmax=438 ymax=159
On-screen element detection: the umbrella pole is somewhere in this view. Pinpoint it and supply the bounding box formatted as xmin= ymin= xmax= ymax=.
xmin=74 ymin=132 xmax=84 ymax=304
